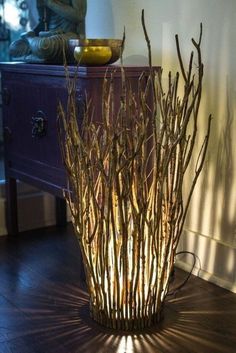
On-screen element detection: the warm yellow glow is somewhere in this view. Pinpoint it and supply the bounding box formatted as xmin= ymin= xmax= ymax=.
xmin=117 ymin=336 xmax=134 ymax=353
xmin=77 ymin=183 xmax=173 ymax=326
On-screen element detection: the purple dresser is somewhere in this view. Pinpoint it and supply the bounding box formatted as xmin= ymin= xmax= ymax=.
xmin=0 ymin=63 xmax=152 ymax=235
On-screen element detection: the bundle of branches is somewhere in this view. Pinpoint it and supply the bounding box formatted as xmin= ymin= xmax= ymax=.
xmin=58 ymin=15 xmax=211 ymax=331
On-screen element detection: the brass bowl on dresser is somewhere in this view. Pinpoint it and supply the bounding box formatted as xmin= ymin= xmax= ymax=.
xmin=68 ymin=38 xmax=123 ymax=65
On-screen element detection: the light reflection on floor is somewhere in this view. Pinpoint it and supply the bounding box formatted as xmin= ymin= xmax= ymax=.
xmin=1 ymin=279 xmax=235 ymax=353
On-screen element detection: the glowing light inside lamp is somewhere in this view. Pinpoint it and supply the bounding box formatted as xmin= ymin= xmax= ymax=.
xmin=72 ymin=161 xmax=173 ymax=330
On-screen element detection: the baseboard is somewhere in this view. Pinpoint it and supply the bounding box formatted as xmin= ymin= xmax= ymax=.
xmin=17 ymin=191 xmax=57 ymax=232
xmin=177 ymin=228 xmax=236 ymax=293
xmin=176 ymin=259 xmax=236 ymax=293
xmin=0 ymin=191 xmax=57 ymax=236
xmin=0 ymin=180 xmax=74 ymax=236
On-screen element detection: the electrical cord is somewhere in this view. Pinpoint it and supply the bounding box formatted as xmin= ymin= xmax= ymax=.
xmin=167 ymin=251 xmax=197 ymax=297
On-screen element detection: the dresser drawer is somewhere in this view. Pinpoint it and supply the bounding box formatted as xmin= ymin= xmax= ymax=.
xmin=2 ymin=72 xmax=85 ymax=191
xmin=4 ymin=74 xmax=84 ymax=164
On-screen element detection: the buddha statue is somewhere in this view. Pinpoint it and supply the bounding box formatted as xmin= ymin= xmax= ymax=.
xmin=9 ymin=0 xmax=87 ymax=63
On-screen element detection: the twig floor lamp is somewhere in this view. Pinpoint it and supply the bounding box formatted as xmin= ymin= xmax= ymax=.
xmin=58 ymin=13 xmax=211 ymax=330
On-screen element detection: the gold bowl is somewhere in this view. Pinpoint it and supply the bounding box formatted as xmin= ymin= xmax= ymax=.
xmin=74 ymin=46 xmax=112 ymax=65
xmin=68 ymin=38 xmax=123 ymax=65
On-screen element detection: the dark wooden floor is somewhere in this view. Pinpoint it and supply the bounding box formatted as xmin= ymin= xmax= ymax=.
xmin=0 ymin=223 xmax=235 ymax=353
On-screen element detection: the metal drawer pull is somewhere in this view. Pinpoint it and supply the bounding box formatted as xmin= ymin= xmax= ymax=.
xmin=32 ymin=110 xmax=47 ymax=138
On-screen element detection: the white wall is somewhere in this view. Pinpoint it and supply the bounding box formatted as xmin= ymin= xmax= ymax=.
xmin=86 ymin=0 xmax=236 ymax=292
xmin=0 ymin=183 xmax=57 ymax=235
